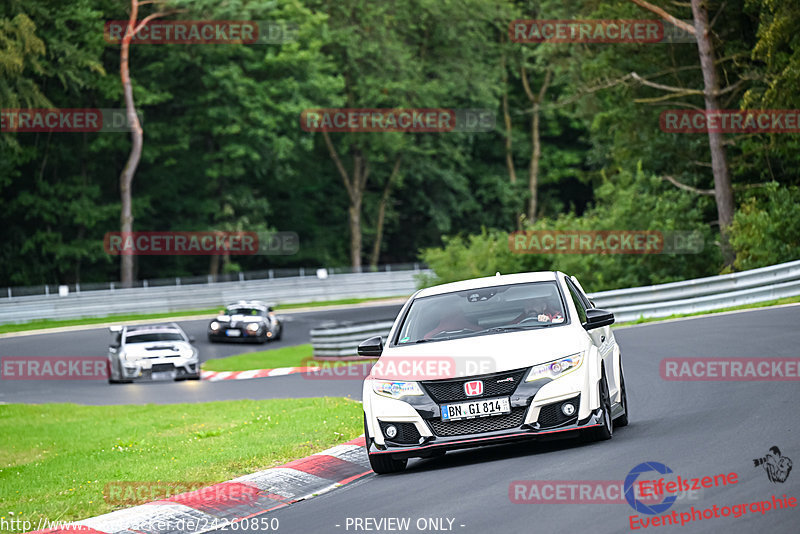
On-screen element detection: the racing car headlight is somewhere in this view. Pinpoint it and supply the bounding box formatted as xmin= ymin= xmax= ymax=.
xmin=371 ymin=379 xmax=424 ymax=399
xmin=526 ymin=353 xmax=583 ymax=382
xmin=210 ymin=321 xmax=220 ymax=331
xmin=246 ymin=323 xmax=260 ymax=333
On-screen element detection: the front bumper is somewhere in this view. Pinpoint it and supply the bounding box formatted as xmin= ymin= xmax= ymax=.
xmin=118 ymin=359 xmax=200 ymax=381
xmin=208 ymin=325 xmax=272 ymax=341
xmin=368 ymin=408 xmax=604 ymax=459
xmin=365 ymin=365 xmax=600 ymax=459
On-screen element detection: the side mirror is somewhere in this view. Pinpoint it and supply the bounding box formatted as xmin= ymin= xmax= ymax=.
xmin=357 ymin=336 xmax=384 ymax=358
xmin=188 ymin=336 xmax=196 ymax=343
xmin=268 ymin=306 xmax=274 ymax=312
xmin=583 ymin=308 xmax=614 ymax=330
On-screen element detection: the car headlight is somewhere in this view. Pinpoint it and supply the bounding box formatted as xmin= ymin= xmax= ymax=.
xmin=371 ymin=379 xmax=424 ymax=399
xmin=210 ymin=321 xmax=220 ymax=331
xmin=246 ymin=323 xmax=260 ymax=333
xmin=526 ymin=353 xmax=583 ymax=382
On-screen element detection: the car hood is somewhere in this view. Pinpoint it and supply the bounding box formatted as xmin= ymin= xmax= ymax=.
xmin=374 ymin=325 xmax=588 ymax=380
xmin=122 ymin=341 xmax=195 ymax=360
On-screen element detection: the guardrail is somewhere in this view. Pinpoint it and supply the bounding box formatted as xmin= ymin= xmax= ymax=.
xmin=311 ymin=321 xmax=396 ymax=358
xmin=0 ymin=269 xmax=428 ymax=325
xmin=310 ymin=259 xmax=800 ymax=357
xmin=589 ymin=259 xmax=800 ymax=322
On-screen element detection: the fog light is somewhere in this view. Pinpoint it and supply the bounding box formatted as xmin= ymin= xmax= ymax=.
xmin=561 ymin=403 xmax=575 ymax=416
xmin=385 ymin=425 xmax=398 ymax=439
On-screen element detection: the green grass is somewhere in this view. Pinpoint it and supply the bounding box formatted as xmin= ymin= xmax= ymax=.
xmin=613 ymin=294 xmax=800 ymax=328
xmin=202 ymin=344 xmax=364 ymax=373
xmin=0 ymin=296 xmax=405 ymax=335
xmin=0 ymin=308 xmax=221 ymax=335
xmin=0 ymin=399 xmax=363 ymax=531
xmin=203 ymin=344 xmax=315 ymax=372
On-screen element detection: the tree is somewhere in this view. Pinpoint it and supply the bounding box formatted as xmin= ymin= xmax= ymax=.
xmin=117 ymin=0 xmax=176 ymax=286
xmin=628 ymin=0 xmax=735 ymax=265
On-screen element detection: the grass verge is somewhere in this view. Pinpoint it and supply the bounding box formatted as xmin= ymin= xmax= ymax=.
xmin=0 ymin=295 xmax=405 ymax=335
xmin=613 ymin=294 xmax=800 ymax=328
xmin=201 ymin=344 xmax=363 ymax=373
xmin=203 ymin=344 xmax=315 ymax=372
xmin=0 ymin=398 xmax=363 ymax=531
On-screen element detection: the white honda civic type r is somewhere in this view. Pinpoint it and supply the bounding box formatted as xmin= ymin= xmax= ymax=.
xmin=360 ymin=271 xmax=628 ymax=474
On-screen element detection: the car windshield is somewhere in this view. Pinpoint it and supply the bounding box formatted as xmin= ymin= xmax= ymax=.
xmin=125 ymin=332 xmax=184 ymax=343
xmin=226 ymin=308 xmax=262 ymax=316
xmin=395 ymin=281 xmax=566 ymax=344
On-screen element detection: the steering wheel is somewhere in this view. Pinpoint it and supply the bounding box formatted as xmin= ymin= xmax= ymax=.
xmin=518 ymin=316 xmax=547 ymax=325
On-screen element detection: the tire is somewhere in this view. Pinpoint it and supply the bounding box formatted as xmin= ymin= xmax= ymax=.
xmin=364 ymin=415 xmax=407 ymax=474
xmin=273 ymin=325 xmax=282 ymax=341
xmin=614 ymin=367 xmax=629 ymax=428
xmin=586 ymin=372 xmax=613 ymax=442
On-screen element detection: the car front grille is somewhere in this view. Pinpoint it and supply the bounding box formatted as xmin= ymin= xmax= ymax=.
xmin=378 ymin=421 xmax=421 ymax=445
xmin=421 ymin=368 xmax=528 ymax=403
xmin=427 ymin=407 xmax=528 ymax=437
xmin=537 ymin=395 xmax=580 ymax=428
xmin=151 ymin=363 xmax=175 ymax=373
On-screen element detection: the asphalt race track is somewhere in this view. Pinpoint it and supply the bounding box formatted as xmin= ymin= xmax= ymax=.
xmin=0 ymin=303 xmax=401 ymax=405
xmin=3 ymin=303 xmax=799 ymax=533
xmin=208 ymin=305 xmax=800 ymax=534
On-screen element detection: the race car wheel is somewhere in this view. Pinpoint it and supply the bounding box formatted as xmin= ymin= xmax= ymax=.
xmin=587 ymin=372 xmax=613 ymax=442
xmin=273 ymin=326 xmax=282 ymax=341
xmin=614 ymin=366 xmax=629 ymax=428
xmin=364 ymin=415 xmax=407 ymax=474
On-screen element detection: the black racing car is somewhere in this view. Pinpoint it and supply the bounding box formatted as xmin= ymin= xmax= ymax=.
xmin=207 ymin=300 xmax=283 ymax=343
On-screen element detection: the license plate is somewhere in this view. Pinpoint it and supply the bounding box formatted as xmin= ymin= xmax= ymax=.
xmin=151 ymin=371 xmax=175 ymax=381
xmin=441 ymin=397 xmax=511 ymax=421
xmin=226 ymin=329 xmax=241 ymax=337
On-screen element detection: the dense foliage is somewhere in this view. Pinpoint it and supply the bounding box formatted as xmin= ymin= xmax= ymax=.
xmin=1 ymin=0 xmax=798 ymax=289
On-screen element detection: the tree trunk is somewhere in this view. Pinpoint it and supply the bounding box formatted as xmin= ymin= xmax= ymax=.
xmin=119 ymin=1 xmax=144 ymax=287
xmin=528 ymin=102 xmax=541 ymax=222
xmin=322 ymin=131 xmax=370 ymax=271
xmin=521 ymin=67 xmax=552 ymax=224
xmin=691 ymin=0 xmax=735 ymax=266
xmin=369 ymin=157 xmax=402 ymax=268
xmin=501 ymin=51 xmax=517 ymax=185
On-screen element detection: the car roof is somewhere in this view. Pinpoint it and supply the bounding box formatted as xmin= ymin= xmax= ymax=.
xmin=415 ymin=271 xmax=562 ymax=298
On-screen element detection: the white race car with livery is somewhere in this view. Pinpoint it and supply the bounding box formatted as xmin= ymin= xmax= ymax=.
xmin=107 ymin=323 xmax=200 ymax=383
xmin=360 ymin=271 xmax=628 ymax=474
